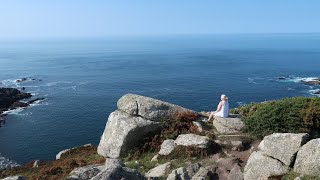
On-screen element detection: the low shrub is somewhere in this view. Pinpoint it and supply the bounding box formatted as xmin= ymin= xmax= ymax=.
xmin=123 ymin=111 xmax=202 ymax=160
xmin=233 ymin=97 xmax=320 ymax=139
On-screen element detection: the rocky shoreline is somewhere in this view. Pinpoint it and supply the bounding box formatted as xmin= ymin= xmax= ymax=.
xmin=0 ymin=86 xmax=44 ymax=127
xmin=0 ymin=77 xmax=45 ymax=127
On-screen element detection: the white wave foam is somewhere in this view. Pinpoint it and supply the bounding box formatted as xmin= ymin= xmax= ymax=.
xmin=0 ymin=154 xmax=20 ymax=169
xmin=29 ymin=99 xmax=49 ymax=107
xmin=45 ymin=81 xmax=72 ymax=87
xmin=248 ymin=77 xmax=258 ymax=84
xmin=2 ymin=108 xmax=25 ymax=115
xmin=0 ymin=79 xmax=19 ymax=87
xmin=59 ymin=81 xmax=89 ymax=90
xmin=284 ymin=76 xmax=319 ymax=83
xmin=309 ymin=89 xmax=320 ymax=97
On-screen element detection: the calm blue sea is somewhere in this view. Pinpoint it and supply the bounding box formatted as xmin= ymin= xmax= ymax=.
xmin=0 ymin=34 xmax=320 ymax=165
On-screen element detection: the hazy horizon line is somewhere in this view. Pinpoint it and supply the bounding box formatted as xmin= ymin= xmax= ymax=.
xmin=1 ymin=32 xmax=320 ymax=41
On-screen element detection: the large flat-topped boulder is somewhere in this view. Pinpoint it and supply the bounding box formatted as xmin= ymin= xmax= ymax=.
xmin=294 ymin=138 xmax=320 ymax=176
xmin=97 ymin=110 xmax=160 ymax=158
xmin=117 ymin=93 xmax=198 ymax=121
xmin=174 ymin=134 xmax=211 ymax=148
xmin=258 ymin=133 xmax=309 ymax=166
xmin=244 ymin=151 xmax=289 ymax=180
xmin=213 ymin=115 xmax=243 ymax=134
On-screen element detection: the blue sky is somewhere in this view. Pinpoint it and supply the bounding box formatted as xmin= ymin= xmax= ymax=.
xmin=0 ymin=0 xmax=319 ymax=38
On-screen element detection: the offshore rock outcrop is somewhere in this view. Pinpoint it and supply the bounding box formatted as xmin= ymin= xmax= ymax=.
xmin=0 ymin=88 xmax=32 ymax=127
xmin=0 ymin=88 xmax=32 ymax=111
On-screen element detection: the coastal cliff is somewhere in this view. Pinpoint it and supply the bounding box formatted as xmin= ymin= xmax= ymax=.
xmin=1 ymin=94 xmax=320 ymax=180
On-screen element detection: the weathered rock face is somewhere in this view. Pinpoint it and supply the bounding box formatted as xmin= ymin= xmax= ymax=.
xmin=231 ymin=140 xmax=245 ymax=151
xmin=0 ymin=176 xmax=26 ymax=180
xmin=186 ymin=163 xmax=201 ymax=178
xmin=213 ymin=115 xmax=243 ymax=134
xmin=191 ymin=167 xmax=214 ymax=180
xmin=166 ymin=167 xmax=189 ymax=180
xmin=145 ymin=162 xmax=171 ymax=178
xmin=294 ymin=138 xmax=320 ymax=176
xmin=159 ymin=139 xmax=176 ymax=156
xmin=117 ymin=93 xmax=198 ymax=121
xmin=227 ymin=164 xmax=244 ymax=180
xmin=91 ymin=158 xmax=143 ymax=180
xmin=97 ymin=110 xmax=160 ymax=158
xmin=174 ymin=134 xmax=210 ymax=148
xmin=192 ymin=121 xmax=203 ymax=132
xmin=98 ymin=94 xmax=199 ymax=158
xmin=66 ymin=164 xmax=104 ymax=180
xmin=244 ymin=151 xmax=289 ymax=180
xmin=258 ymin=133 xmax=309 ymax=166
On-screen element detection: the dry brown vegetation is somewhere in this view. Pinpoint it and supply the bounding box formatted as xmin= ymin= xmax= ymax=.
xmin=0 ymin=146 xmax=105 ymax=180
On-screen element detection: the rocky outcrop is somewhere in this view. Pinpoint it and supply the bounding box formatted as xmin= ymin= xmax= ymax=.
xmin=231 ymin=140 xmax=245 ymax=151
xmin=243 ymin=133 xmax=310 ymax=180
xmin=300 ymin=78 xmax=320 ymax=86
xmin=0 ymin=87 xmax=46 ymax=127
xmin=66 ymin=164 xmax=104 ymax=180
xmin=294 ymin=138 xmax=320 ymax=176
xmin=89 ymin=158 xmax=143 ymax=180
xmin=213 ymin=115 xmax=243 ymax=134
xmin=174 ymin=134 xmax=211 ymax=148
xmin=244 ymin=151 xmax=289 ymax=180
xmin=0 ymin=176 xmax=26 ymax=180
xmin=166 ymin=167 xmax=189 ymax=180
xmin=258 ymin=133 xmax=309 ymax=166
xmin=186 ymin=163 xmax=201 ymax=178
xmin=227 ymin=164 xmax=244 ymax=180
xmin=145 ymin=162 xmax=171 ymax=178
xmin=27 ymin=98 xmax=45 ymax=104
xmin=0 ymin=88 xmax=32 ymax=112
xmin=159 ymin=139 xmax=176 ymax=156
xmin=191 ymin=166 xmax=215 ymax=180
xmin=117 ymin=93 xmax=198 ymax=122
xmin=98 ymin=94 xmax=199 ymax=158
xmin=97 ymin=110 xmax=160 ymax=158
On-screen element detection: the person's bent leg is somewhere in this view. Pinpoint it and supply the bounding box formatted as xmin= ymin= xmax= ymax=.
xmin=208 ymin=112 xmax=214 ymax=121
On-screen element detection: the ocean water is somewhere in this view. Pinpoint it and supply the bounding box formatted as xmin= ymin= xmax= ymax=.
xmin=0 ymin=34 xmax=320 ymax=165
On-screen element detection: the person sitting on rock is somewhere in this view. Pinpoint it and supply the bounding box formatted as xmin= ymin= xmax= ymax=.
xmin=207 ymin=94 xmax=229 ymax=121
